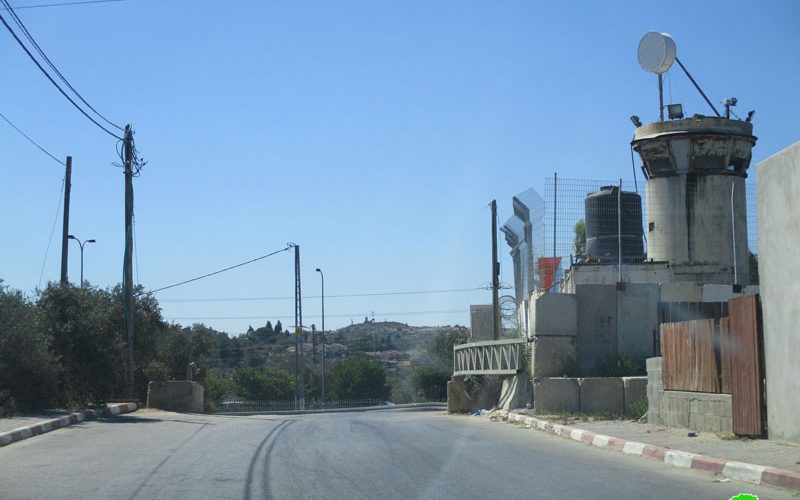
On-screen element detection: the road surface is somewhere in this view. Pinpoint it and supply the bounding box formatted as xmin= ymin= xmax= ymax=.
xmin=0 ymin=409 xmax=790 ymax=499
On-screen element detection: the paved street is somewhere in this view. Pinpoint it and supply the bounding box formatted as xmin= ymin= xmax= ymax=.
xmin=0 ymin=409 xmax=792 ymax=499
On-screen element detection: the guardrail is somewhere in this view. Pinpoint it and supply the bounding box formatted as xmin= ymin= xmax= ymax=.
xmin=453 ymin=338 xmax=527 ymax=376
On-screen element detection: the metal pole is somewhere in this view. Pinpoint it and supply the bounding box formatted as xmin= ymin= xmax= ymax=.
xmin=80 ymin=241 xmax=84 ymax=286
xmin=491 ymin=199 xmax=500 ymax=340
xmin=658 ymin=74 xmax=664 ymax=121
xmin=294 ymin=245 xmax=304 ymax=411
xmin=123 ymin=125 xmax=135 ymax=401
xmin=731 ymin=182 xmax=738 ymax=285
xmin=552 ymin=172 xmax=557 ymax=292
xmin=60 ymin=156 xmax=72 ymax=285
xmin=618 ymin=179 xmax=623 ymax=282
xmin=316 ymin=268 xmax=325 ymax=408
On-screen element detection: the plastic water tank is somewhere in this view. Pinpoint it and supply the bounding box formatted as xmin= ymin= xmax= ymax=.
xmin=584 ymin=186 xmax=645 ymax=263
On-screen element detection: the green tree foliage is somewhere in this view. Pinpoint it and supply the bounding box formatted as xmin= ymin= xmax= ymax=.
xmin=431 ymin=330 xmax=468 ymax=366
xmin=573 ymin=219 xmax=586 ymax=257
xmin=37 ymin=283 xmax=126 ymax=405
xmin=330 ymin=358 xmax=390 ymax=400
xmin=233 ymin=366 xmax=294 ymax=400
xmin=0 ymin=282 xmax=59 ymax=415
xmin=409 ymin=365 xmax=450 ymax=401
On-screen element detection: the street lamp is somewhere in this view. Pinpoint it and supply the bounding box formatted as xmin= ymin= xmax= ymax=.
xmin=316 ymin=268 xmax=325 ymax=408
xmin=67 ymin=235 xmax=96 ymax=287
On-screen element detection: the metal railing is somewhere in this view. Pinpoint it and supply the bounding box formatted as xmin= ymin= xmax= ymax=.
xmin=452 ymin=338 xmax=527 ymax=376
xmin=216 ymin=399 xmax=386 ymax=413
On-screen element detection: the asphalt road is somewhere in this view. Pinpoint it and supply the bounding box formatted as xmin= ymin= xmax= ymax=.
xmin=0 ymin=409 xmax=792 ymax=499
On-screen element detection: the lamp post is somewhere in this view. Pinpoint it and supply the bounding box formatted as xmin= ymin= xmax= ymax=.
xmin=315 ymin=268 xmax=325 ymax=408
xmin=67 ymin=235 xmax=96 ymax=287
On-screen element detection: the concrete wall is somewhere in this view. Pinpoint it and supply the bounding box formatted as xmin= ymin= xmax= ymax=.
xmin=530 ymin=335 xmax=576 ymax=378
xmin=561 ymin=263 xmax=672 ymax=293
xmin=532 ymin=376 xmax=646 ymax=416
xmin=447 ymin=376 xmax=503 ymax=413
xmin=646 ymin=357 xmax=732 ymax=434
xmin=147 ymin=381 xmax=204 ymax=413
xmin=757 ymin=141 xmax=800 ymax=443
xmin=529 ymin=293 xmax=577 ymax=336
xmin=575 ymin=285 xmax=617 ymax=373
xmin=617 ymin=283 xmax=659 ymax=362
xmin=470 ymin=305 xmax=494 ymax=342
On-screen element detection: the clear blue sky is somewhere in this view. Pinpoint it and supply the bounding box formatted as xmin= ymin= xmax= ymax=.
xmin=1 ymin=0 xmax=798 ymax=333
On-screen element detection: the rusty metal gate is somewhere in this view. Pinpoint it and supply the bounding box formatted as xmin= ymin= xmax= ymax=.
xmin=727 ymin=294 xmax=765 ymax=436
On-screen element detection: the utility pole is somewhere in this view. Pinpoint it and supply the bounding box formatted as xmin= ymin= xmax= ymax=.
xmin=293 ymin=244 xmax=304 ymax=411
xmin=491 ymin=199 xmax=500 ymax=340
xmin=123 ymin=125 xmax=135 ymax=401
xmin=60 ymin=156 xmax=72 ymax=285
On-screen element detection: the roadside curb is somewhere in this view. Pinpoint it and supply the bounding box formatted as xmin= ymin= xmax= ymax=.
xmin=506 ymin=411 xmax=800 ymax=492
xmin=0 ymin=403 xmax=138 ymax=448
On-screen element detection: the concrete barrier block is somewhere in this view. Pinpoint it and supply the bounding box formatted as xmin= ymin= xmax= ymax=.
xmin=660 ymin=282 xmax=702 ymax=302
xmin=533 ymin=377 xmax=579 ymax=413
xmin=531 ymin=293 xmax=577 ymax=336
xmin=531 ymin=336 xmax=577 ymax=378
xmin=147 ymin=381 xmax=204 ymax=413
xmin=622 ymin=376 xmax=647 ymax=416
xmin=646 ymin=356 xmax=662 ymax=372
xmin=447 ymin=378 xmax=468 ymax=413
xmin=579 ymin=377 xmax=624 ymax=415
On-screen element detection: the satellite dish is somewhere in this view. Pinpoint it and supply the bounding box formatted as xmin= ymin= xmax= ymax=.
xmin=638 ymin=32 xmax=676 ymax=74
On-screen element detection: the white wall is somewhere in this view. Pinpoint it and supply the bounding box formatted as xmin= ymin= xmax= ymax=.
xmin=757 ymin=141 xmax=800 ymax=442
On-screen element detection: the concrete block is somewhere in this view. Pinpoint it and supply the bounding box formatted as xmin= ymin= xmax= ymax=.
xmin=447 ymin=378 xmax=468 ymax=413
xmin=646 ymin=357 xmax=662 ymax=372
xmin=498 ymin=374 xmax=528 ymax=411
xmin=617 ymin=283 xmax=660 ymax=362
xmin=533 ymin=377 xmax=579 ymax=414
xmin=660 ymin=282 xmax=702 ymax=302
xmin=622 ymin=376 xmax=647 ymax=416
xmin=579 ymin=378 xmax=624 ymax=415
xmin=470 ymin=305 xmax=494 ymax=342
xmin=701 ymin=284 xmax=735 ymax=303
xmin=531 ymin=335 xmax=577 ymax=378
xmin=576 ymin=285 xmax=618 ymax=374
xmin=147 ymin=381 xmax=204 ymax=413
xmin=530 ymin=293 xmax=577 ymax=336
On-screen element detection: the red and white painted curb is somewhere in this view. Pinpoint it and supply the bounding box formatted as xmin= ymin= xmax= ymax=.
xmin=0 ymin=403 xmax=138 ymax=448
xmin=507 ymin=412 xmax=800 ymax=492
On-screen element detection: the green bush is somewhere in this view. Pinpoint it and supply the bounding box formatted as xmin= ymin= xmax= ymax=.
xmin=330 ymin=358 xmax=390 ymax=400
xmin=410 ymin=365 xmax=450 ymax=401
xmin=233 ymin=366 xmax=294 ymax=401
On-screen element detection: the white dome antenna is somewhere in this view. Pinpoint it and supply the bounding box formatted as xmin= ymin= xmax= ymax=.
xmin=638 ymin=32 xmax=676 ymax=74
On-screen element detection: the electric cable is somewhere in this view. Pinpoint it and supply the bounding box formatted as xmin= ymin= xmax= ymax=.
xmin=0 ymin=9 xmax=122 ymax=139
xmin=37 ymin=175 xmax=65 ymax=289
xmin=158 ymin=287 xmax=484 ymax=302
xmin=147 ymin=245 xmax=292 ymax=294
xmin=1 ymin=0 xmax=122 ymax=131
xmin=0 ymin=110 xmax=64 ymax=165
xmin=2 ymin=0 xmax=127 ymax=10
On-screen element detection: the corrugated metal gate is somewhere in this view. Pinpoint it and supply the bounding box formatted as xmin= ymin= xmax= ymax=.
xmin=727 ymin=294 xmax=765 ymax=436
xmin=659 ymin=294 xmax=765 ymax=436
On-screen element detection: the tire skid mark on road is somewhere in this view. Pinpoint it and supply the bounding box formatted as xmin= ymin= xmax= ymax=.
xmin=244 ymin=420 xmax=292 ymax=500
xmin=126 ymin=419 xmax=212 ymax=500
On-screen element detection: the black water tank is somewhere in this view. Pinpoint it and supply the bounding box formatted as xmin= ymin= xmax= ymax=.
xmin=584 ymin=186 xmax=644 ymax=263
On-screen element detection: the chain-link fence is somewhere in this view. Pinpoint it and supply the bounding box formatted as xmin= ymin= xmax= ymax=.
xmin=535 ymin=174 xmax=758 ymax=291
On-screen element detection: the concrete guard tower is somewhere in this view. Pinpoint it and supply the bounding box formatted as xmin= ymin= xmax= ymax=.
xmin=632 ymin=32 xmax=756 ymax=286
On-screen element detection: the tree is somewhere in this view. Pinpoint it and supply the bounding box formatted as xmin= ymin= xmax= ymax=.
xmin=0 ymin=282 xmax=59 ymax=414
xmin=233 ymin=366 xmax=294 ymax=400
xmin=330 ymin=358 xmax=390 ymax=400
xmin=573 ymin=219 xmax=586 ymax=257
xmin=410 ymin=365 xmax=450 ymax=401
xmin=274 ymin=320 xmax=283 ymax=335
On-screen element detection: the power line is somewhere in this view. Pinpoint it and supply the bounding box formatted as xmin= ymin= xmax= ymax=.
xmin=1 ymin=0 xmax=128 ymax=10
xmin=158 ymin=287 xmax=485 ymax=303
xmin=38 ymin=175 xmax=65 ymax=289
xmin=147 ymin=245 xmax=293 ymax=294
xmin=0 ymin=6 xmax=122 ymax=139
xmin=1 ymin=0 xmax=122 ymax=131
xmin=165 ymin=309 xmax=468 ymax=321
xmin=0 ymin=110 xmax=64 ymax=165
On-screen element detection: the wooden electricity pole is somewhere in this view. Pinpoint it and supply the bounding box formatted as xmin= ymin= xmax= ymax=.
xmin=123 ymin=125 xmax=135 ymax=400
xmin=59 ymin=156 xmax=72 ymax=285
xmin=491 ymin=199 xmax=500 ymax=340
